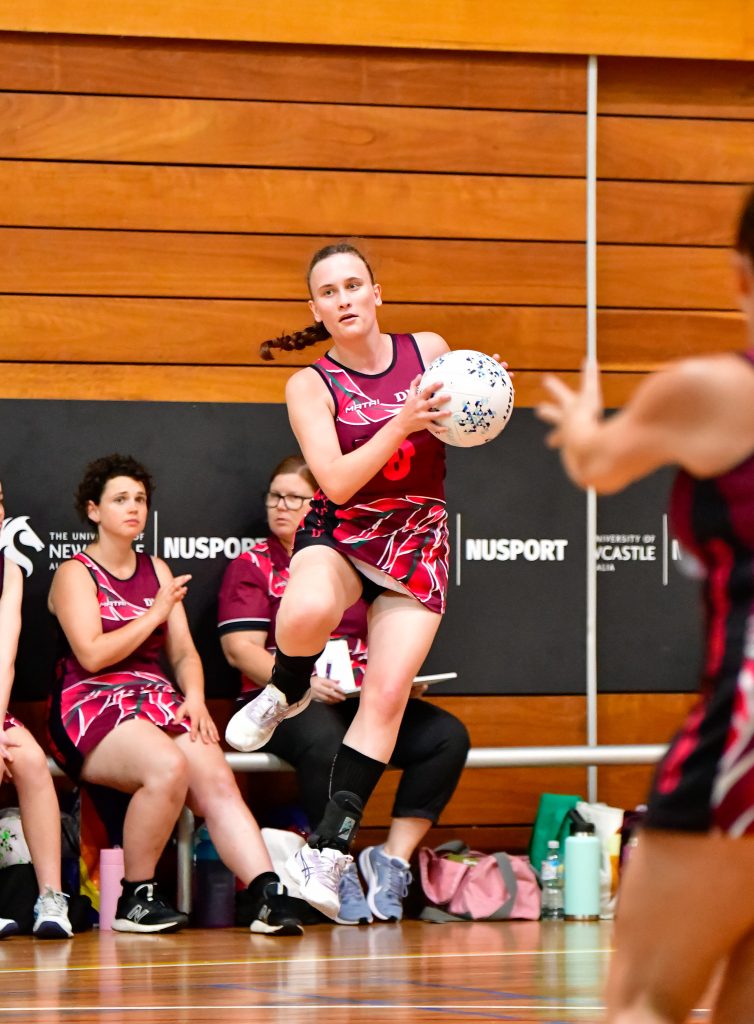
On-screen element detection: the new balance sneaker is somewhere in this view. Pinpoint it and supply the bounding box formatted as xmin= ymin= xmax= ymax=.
xmin=33 ymin=887 xmax=73 ymax=939
xmin=112 ymin=882 xmax=188 ymax=934
xmin=0 ymin=917 xmax=19 ymax=939
xmin=359 ymin=845 xmax=412 ymax=922
xmin=247 ymin=881 xmax=304 ymax=936
xmin=286 ymin=844 xmax=352 ymax=920
xmin=335 ymin=861 xmax=372 ymax=925
xmin=225 ymin=684 xmax=312 ymax=752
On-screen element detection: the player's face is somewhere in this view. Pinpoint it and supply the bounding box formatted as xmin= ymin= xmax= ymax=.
xmin=308 ymin=252 xmax=382 ymax=339
xmin=266 ymin=472 xmax=314 ymax=548
xmin=87 ymin=476 xmax=148 ymax=538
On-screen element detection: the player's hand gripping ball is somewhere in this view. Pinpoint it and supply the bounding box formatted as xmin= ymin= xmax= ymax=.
xmin=419 ymin=349 xmax=514 ymax=447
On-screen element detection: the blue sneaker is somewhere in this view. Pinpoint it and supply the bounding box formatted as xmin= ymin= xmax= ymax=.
xmin=358 ymin=845 xmax=412 ymax=922
xmin=335 ymin=862 xmax=372 ymax=925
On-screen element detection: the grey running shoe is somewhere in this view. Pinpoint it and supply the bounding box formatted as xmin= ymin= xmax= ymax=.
xmin=359 ymin=845 xmax=412 ymax=922
xmin=33 ymin=887 xmax=73 ymax=939
xmin=335 ymin=861 xmax=372 ymax=925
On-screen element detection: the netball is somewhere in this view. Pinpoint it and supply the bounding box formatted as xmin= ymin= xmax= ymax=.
xmin=419 ymin=349 xmax=515 ymax=447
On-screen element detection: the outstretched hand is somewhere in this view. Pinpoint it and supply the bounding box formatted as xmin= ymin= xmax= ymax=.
xmin=536 ymin=359 xmax=603 ymax=447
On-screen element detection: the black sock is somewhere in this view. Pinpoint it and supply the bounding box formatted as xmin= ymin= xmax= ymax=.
xmin=121 ymin=877 xmax=154 ymax=896
xmin=271 ymin=647 xmax=322 ymax=703
xmin=330 ymin=743 xmax=387 ymax=807
xmin=247 ymin=871 xmax=280 ymax=903
xmin=308 ymin=790 xmax=364 ymax=853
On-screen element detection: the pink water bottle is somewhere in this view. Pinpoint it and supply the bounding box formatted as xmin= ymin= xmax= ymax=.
xmin=99 ymin=847 xmax=124 ymax=931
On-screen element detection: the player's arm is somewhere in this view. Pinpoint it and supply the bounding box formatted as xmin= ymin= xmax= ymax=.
xmin=49 ymin=558 xmax=191 ymax=674
xmin=537 ymin=359 xmax=716 ymax=494
xmin=0 ymin=559 xmax=22 ymax=723
xmin=287 ymin=360 xmax=450 ymax=505
xmin=221 ymin=630 xmax=273 ymax=687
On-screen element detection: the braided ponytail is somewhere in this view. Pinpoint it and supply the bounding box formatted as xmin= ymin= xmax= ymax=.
xmin=260 ymin=321 xmax=330 ymax=361
xmin=259 ymin=240 xmax=374 ymax=361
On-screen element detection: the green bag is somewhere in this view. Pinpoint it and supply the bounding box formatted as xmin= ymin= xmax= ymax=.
xmin=528 ymin=792 xmax=583 ymax=874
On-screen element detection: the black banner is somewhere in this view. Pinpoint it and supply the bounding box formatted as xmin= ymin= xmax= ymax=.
xmin=0 ymin=401 xmax=699 ymax=699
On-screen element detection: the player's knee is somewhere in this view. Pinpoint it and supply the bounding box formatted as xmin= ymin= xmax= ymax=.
xmin=278 ymin=595 xmax=338 ymax=641
xmin=147 ymin=746 xmax=190 ymax=797
xmin=8 ymin=731 xmax=48 ymax=775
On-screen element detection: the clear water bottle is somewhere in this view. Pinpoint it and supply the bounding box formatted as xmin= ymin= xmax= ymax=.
xmin=540 ymin=839 xmax=564 ymax=919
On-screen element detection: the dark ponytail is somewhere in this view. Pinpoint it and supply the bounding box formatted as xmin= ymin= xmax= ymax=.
xmin=258 ymin=241 xmax=375 ymax=361
xmin=260 ymin=321 xmax=330 ymax=361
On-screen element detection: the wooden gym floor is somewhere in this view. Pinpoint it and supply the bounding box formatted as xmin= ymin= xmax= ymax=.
xmin=0 ymin=919 xmax=712 ymax=1022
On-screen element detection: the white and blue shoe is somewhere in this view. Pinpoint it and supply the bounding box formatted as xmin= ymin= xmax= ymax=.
xmin=0 ymin=917 xmax=19 ymax=939
xmin=359 ymin=845 xmax=412 ymax=922
xmin=33 ymin=888 xmax=73 ymax=939
xmin=335 ymin=862 xmax=372 ymax=925
xmin=286 ymin=844 xmax=351 ymax=921
xmin=225 ymin=684 xmax=312 ymax=752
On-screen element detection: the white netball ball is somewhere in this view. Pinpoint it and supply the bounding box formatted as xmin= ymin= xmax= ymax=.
xmin=419 ymin=349 xmax=514 ymax=448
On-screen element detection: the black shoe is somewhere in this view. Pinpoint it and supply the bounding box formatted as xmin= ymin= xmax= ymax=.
xmin=247 ymin=881 xmax=304 ymax=936
xmin=112 ymin=882 xmax=188 ymax=934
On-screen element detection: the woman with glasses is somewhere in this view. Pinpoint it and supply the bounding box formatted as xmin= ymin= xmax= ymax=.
xmin=537 ymin=186 xmax=754 ymax=1022
xmin=219 ymin=454 xmax=469 ymax=924
xmin=224 ymin=241 xmax=456 ymax=917
xmin=47 ymin=453 xmax=304 ymax=936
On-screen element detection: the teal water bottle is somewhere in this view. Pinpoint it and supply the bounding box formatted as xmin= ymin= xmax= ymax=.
xmin=194 ymin=824 xmax=236 ymax=928
xmin=564 ymin=810 xmax=600 ymax=921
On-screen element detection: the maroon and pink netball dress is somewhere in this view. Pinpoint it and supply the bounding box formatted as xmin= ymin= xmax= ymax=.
xmin=647 ymin=349 xmax=754 ymax=836
xmin=218 ymin=533 xmax=368 ymax=695
xmin=48 ymin=552 xmax=189 ymax=779
xmin=0 ymin=556 xmax=23 ymax=732
xmin=297 ymin=333 xmax=449 ymax=614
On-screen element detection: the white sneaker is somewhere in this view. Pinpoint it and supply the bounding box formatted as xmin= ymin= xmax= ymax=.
xmin=33 ymin=887 xmax=73 ymax=939
xmin=0 ymin=917 xmax=19 ymax=939
xmin=225 ymin=684 xmax=312 ymax=752
xmin=285 ymin=845 xmax=352 ymax=920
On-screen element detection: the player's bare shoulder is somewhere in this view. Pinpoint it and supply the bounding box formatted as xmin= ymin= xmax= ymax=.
xmin=412 ymin=332 xmax=450 ymax=364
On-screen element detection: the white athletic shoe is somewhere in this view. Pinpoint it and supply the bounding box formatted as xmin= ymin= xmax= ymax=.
xmin=0 ymin=917 xmax=19 ymax=939
xmin=285 ymin=845 xmax=352 ymax=920
xmin=225 ymin=683 xmax=312 ymax=752
xmin=33 ymin=887 xmax=73 ymax=939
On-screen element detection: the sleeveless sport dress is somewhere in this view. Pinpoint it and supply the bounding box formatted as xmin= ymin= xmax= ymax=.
xmin=295 ymin=333 xmax=449 ymax=615
xmin=646 ymin=350 xmax=754 ymax=835
xmin=0 ymin=556 xmax=23 ymax=732
xmin=48 ymin=552 xmax=189 ymax=779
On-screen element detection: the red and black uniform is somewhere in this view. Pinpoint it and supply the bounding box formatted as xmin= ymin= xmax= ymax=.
xmin=48 ymin=552 xmax=189 ymax=780
xmin=218 ymin=535 xmax=367 ymax=696
xmin=0 ymin=556 xmax=23 ymax=732
xmin=296 ymin=333 xmax=449 ymax=614
xmin=647 ymin=350 xmax=754 ymax=835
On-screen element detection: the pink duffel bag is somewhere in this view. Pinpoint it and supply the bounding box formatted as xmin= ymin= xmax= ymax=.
xmin=419 ymin=840 xmax=541 ymax=922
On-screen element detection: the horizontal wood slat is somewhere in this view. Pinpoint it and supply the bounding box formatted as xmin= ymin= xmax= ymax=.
xmin=0 ymin=33 xmax=587 ymax=111
xmin=599 ymin=181 xmax=747 ymax=245
xmin=0 ymin=364 xmax=587 ymax=406
xmin=4 ymin=1 xmax=754 ymax=62
xmin=0 ymin=162 xmax=585 ymax=241
xmin=599 ymin=246 xmax=735 ymax=310
xmin=0 ymin=94 xmax=585 ymax=177
xmin=599 ymin=56 xmax=754 ymax=119
xmin=599 ymin=115 xmax=754 ymax=183
xmin=0 ymin=298 xmax=740 ymax=370
xmin=0 ymin=231 xmax=586 ymax=305
xmin=598 ymin=310 xmax=745 ymax=363
xmin=0 ymin=297 xmax=586 ymax=370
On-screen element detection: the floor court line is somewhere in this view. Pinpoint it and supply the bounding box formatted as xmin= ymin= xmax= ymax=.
xmin=0 ymin=946 xmax=615 ymax=976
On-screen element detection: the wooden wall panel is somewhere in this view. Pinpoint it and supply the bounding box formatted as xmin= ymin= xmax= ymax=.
xmin=4 ymin=1 xmax=754 ymax=61
xmin=600 ymin=56 xmax=754 ymax=118
xmin=599 ymin=182 xmax=746 ymax=246
xmin=0 ymin=231 xmax=586 ymax=305
xmin=0 ymin=298 xmax=584 ymax=370
xmin=599 ymin=247 xmax=734 ymax=310
xmin=0 ymin=163 xmax=584 ymax=241
xmin=0 ymin=33 xmax=587 ymax=110
xmin=599 ymin=116 xmax=754 ymax=183
xmin=0 ymin=94 xmax=585 ymax=177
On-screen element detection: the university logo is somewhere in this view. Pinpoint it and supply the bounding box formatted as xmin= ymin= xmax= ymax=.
xmin=0 ymin=516 xmax=44 ymax=577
